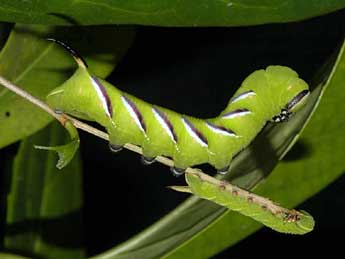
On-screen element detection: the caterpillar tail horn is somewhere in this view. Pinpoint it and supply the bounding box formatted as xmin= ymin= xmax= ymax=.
xmin=46 ymin=38 xmax=88 ymax=69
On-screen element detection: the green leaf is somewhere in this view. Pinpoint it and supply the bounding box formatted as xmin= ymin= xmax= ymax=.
xmin=0 ymin=1 xmax=344 ymax=26
xmin=0 ymin=253 xmax=31 ymax=259
xmin=5 ymin=122 xmax=84 ymax=259
xmin=161 ymin=39 xmax=345 ymax=259
xmin=35 ymin=121 xmax=80 ymax=169
xmin=0 ymin=24 xmax=135 ymax=149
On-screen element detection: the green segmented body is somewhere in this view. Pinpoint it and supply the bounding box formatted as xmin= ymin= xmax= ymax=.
xmin=183 ymin=171 xmax=314 ymax=234
xmin=46 ymin=41 xmax=309 ymax=174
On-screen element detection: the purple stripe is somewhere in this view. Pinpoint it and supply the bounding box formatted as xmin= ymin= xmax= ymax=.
xmin=206 ymin=122 xmax=236 ymax=136
xmin=153 ymin=107 xmax=178 ymax=143
xmin=182 ymin=117 xmax=208 ymax=146
xmin=222 ymin=108 xmax=250 ymax=118
xmin=286 ymin=90 xmax=309 ymax=110
xmin=92 ymin=76 xmax=113 ymax=117
xmin=123 ymin=95 xmax=146 ymax=132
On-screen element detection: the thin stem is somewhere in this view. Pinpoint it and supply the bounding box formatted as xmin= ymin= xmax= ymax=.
xmin=0 ymin=75 xmax=177 ymax=169
xmin=64 ymin=115 xmax=109 ymax=140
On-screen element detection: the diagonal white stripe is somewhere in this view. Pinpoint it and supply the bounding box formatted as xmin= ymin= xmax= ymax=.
xmin=206 ymin=122 xmax=237 ymax=137
xmin=121 ymin=96 xmax=145 ymax=134
xmin=231 ymin=91 xmax=256 ymax=104
xmin=90 ymin=77 xmax=111 ymax=118
xmin=182 ymin=118 xmax=208 ymax=147
xmin=222 ymin=110 xmax=252 ymax=119
xmin=152 ymin=108 xmax=176 ymax=143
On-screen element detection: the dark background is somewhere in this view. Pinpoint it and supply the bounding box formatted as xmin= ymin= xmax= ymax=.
xmin=1 ymin=7 xmax=345 ymax=258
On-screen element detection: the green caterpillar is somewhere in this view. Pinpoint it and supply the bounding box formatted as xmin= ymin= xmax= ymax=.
xmin=46 ymin=39 xmax=310 ymax=176
xmin=171 ymin=171 xmax=314 ymax=234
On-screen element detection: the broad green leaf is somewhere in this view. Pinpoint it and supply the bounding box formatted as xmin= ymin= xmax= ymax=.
xmin=35 ymin=121 xmax=80 ymax=169
xmin=162 ymin=39 xmax=345 ymax=259
xmin=0 ymin=1 xmax=343 ymax=26
xmin=0 ymin=253 xmax=31 ymax=259
xmin=0 ymin=24 xmax=135 ymax=149
xmin=5 ymin=122 xmax=84 ymax=259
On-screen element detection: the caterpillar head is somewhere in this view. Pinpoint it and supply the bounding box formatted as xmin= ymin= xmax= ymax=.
xmin=266 ymin=66 xmax=310 ymax=123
